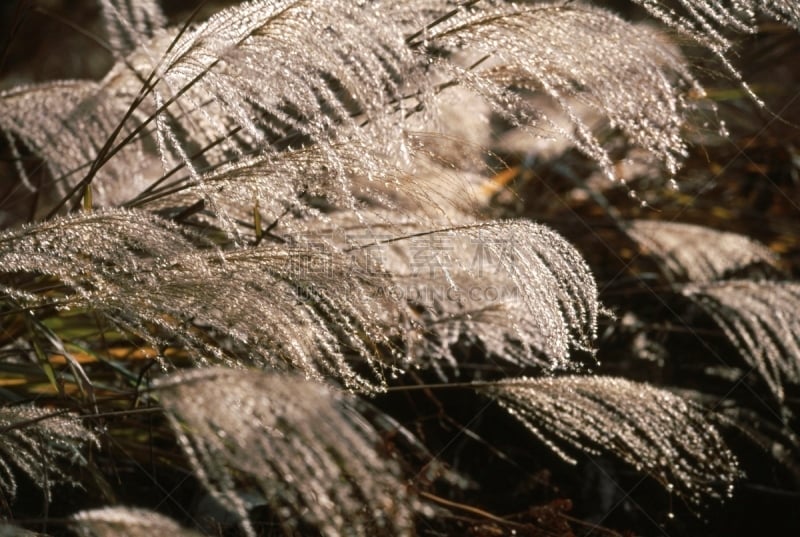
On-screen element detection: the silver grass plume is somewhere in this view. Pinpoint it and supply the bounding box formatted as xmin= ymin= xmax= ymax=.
xmin=631 ymin=0 xmax=800 ymax=50
xmin=136 ymin=133 xmax=489 ymax=231
xmin=71 ymin=507 xmax=202 ymax=537
xmin=624 ymin=0 xmax=799 ymax=105
xmin=0 ymin=209 xmax=400 ymax=391
xmin=99 ymin=243 xmax=399 ymax=389
xmin=625 ymin=220 xmax=780 ymax=282
xmin=0 ymin=78 xmax=157 ymax=214
xmin=273 ymin=211 xmax=602 ymax=372
xmin=476 ymin=376 xmax=740 ymax=505
xmin=0 ymin=209 xmax=205 ymax=305
xmin=1 ymin=0 xmax=428 ymax=218
xmin=127 ymin=0 xmax=425 ymax=176
xmin=0 ymin=405 xmax=97 ymax=501
xmin=681 ymin=280 xmax=800 ymax=402
xmin=4 ymin=0 xmax=798 ymax=219
xmin=0 ymin=210 xmax=605 ymax=386
xmin=421 ymin=2 xmax=700 ymax=179
xmin=156 ymin=367 xmax=415 ymax=537
xmin=369 ymin=219 xmax=603 ymax=372
xmin=0 ymin=81 xmax=97 ymax=210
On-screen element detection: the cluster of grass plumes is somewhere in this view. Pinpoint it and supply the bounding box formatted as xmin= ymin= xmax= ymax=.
xmin=0 ymin=1 xmax=799 ymax=536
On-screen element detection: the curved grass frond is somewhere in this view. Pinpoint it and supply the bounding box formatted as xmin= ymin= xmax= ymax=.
xmin=98 ymin=243 xmax=399 ymax=389
xmin=72 ymin=507 xmax=202 ymax=537
xmin=0 ymin=78 xmax=159 ymax=214
xmin=626 ymin=0 xmax=799 ymax=106
xmin=3 ymin=0 xmax=428 ymax=220
xmin=136 ymin=135 xmax=484 ymax=228
xmin=626 ymin=220 xmax=780 ymax=282
xmin=0 ymin=208 xmax=192 ymax=261
xmin=681 ymin=280 xmax=800 ymax=401
xmin=632 ymin=0 xmax=800 ymax=47
xmin=0 ymin=209 xmax=401 ymax=391
xmin=157 ymin=368 xmax=415 ymax=537
xmin=1 ymin=210 xmax=602 ymax=385
xmin=0 ymin=405 xmax=97 ymax=501
xmin=0 ymin=81 xmax=97 ymax=194
xmin=373 ymin=219 xmax=603 ymax=371
xmin=136 ymin=0 xmax=424 ymax=170
xmin=476 ymin=376 xmax=739 ymax=505
xmin=0 ymin=209 xmax=203 ymax=290
xmin=6 ymin=0 xmax=794 ymax=222
xmin=424 ymin=3 xmax=699 ymax=178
